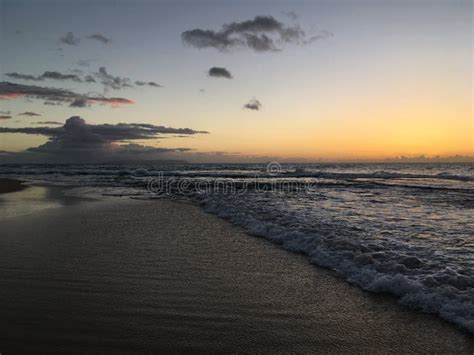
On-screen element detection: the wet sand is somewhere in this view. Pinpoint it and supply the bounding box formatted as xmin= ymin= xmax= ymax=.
xmin=0 ymin=195 xmax=473 ymax=353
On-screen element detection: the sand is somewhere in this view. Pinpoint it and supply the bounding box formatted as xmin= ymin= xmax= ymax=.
xmin=0 ymin=193 xmax=473 ymax=353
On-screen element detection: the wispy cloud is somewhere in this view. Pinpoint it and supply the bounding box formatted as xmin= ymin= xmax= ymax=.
xmin=135 ymin=81 xmax=162 ymax=88
xmin=87 ymin=33 xmax=111 ymax=44
xmin=18 ymin=111 xmax=41 ymax=117
xmin=244 ymin=98 xmax=262 ymax=110
xmin=182 ymin=15 xmax=331 ymax=52
xmin=6 ymin=68 xmax=162 ymax=91
xmin=6 ymin=71 xmax=83 ymax=83
xmin=60 ymin=32 xmax=80 ymax=46
xmin=33 ymin=121 xmax=63 ymax=125
xmin=5 ymin=72 xmax=38 ymax=81
xmin=0 ymin=81 xmax=134 ymax=108
xmin=95 ymin=67 xmax=133 ymax=91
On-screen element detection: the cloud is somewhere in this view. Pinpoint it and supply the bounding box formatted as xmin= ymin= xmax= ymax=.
xmin=181 ymin=15 xmax=330 ymax=52
xmin=33 ymin=121 xmax=63 ymax=125
xmin=0 ymin=116 xmax=208 ymax=162
xmin=69 ymin=98 xmax=88 ymax=107
xmin=5 ymin=72 xmax=38 ymax=81
xmin=135 ymin=81 xmax=162 ymax=88
xmin=95 ymin=67 xmax=132 ymax=91
xmin=94 ymin=67 xmax=162 ymax=91
xmin=0 ymin=115 xmax=12 ymax=120
xmin=116 ymin=143 xmax=192 ymax=155
xmin=41 ymin=71 xmax=82 ymax=82
xmin=208 ymin=67 xmax=233 ymax=79
xmin=244 ymin=98 xmax=262 ymax=110
xmin=6 ymin=69 xmax=162 ymax=91
xmin=19 ymin=111 xmax=41 ymax=117
xmin=60 ymin=32 xmax=80 ymax=46
xmin=87 ymin=33 xmax=111 ymax=44
xmin=84 ymin=75 xmax=96 ymax=83
xmin=0 ymin=81 xmax=134 ymax=108
xmin=5 ymin=71 xmax=83 ymax=83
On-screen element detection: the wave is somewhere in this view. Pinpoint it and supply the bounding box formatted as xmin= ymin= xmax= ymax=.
xmin=200 ymin=197 xmax=474 ymax=333
xmin=1 ymin=164 xmax=472 ymax=182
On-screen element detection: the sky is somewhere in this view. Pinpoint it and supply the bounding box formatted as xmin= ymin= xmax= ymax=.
xmin=0 ymin=0 xmax=472 ymax=163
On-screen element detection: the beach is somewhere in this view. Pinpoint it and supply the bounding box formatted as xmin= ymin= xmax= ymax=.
xmin=0 ymin=185 xmax=473 ymax=353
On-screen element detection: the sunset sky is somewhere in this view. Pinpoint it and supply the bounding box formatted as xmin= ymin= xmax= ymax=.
xmin=0 ymin=0 xmax=472 ymax=162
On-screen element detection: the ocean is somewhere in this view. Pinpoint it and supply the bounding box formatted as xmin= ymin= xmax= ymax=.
xmin=1 ymin=162 xmax=473 ymax=332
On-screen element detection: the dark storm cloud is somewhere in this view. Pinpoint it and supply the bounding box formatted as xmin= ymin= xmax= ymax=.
xmin=182 ymin=15 xmax=330 ymax=52
xmin=0 ymin=81 xmax=134 ymax=108
xmin=87 ymin=33 xmax=111 ymax=44
xmin=244 ymin=98 xmax=262 ymax=110
xmin=60 ymin=32 xmax=80 ymax=46
xmin=0 ymin=116 xmax=207 ymax=162
xmin=0 ymin=115 xmax=12 ymax=120
xmin=19 ymin=111 xmax=41 ymax=117
xmin=208 ymin=67 xmax=233 ymax=79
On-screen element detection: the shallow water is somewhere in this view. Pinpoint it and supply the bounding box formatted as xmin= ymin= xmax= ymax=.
xmin=1 ymin=162 xmax=473 ymax=332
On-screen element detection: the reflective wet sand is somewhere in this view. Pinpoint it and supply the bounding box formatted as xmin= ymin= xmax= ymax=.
xmin=1 ymin=197 xmax=472 ymax=353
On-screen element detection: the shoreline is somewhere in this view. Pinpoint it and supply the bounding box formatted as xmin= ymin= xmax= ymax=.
xmin=0 ymin=191 xmax=473 ymax=353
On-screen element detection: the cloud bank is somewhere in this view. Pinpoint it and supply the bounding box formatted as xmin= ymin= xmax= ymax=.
xmin=0 ymin=116 xmax=208 ymax=162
